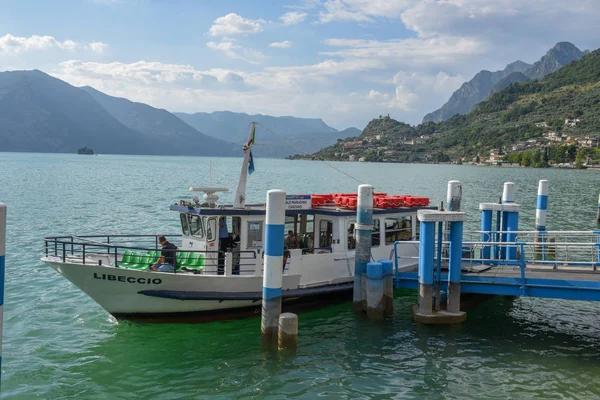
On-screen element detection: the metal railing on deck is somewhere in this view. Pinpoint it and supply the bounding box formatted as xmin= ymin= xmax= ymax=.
xmin=43 ymin=234 xmax=261 ymax=276
xmin=394 ymin=237 xmax=600 ymax=276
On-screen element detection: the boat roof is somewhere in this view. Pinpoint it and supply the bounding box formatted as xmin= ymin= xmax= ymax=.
xmin=170 ymin=204 xmax=435 ymax=217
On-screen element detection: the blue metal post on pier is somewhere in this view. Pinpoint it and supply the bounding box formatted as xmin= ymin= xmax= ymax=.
xmin=414 ymin=209 xmax=467 ymax=324
xmin=353 ymin=184 xmax=373 ymax=313
xmin=481 ymin=207 xmax=493 ymax=260
xmin=0 ymin=203 xmax=6 ymax=386
xmin=261 ymin=190 xmax=285 ymax=346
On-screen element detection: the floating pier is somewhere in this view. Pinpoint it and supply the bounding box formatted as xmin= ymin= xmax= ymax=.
xmin=395 ymin=180 xmax=600 ymax=314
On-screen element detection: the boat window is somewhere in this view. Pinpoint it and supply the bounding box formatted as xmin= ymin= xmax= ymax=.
xmin=347 ymin=220 xmax=356 ymax=250
xmin=372 ymin=219 xmax=380 ymax=247
xmin=414 ymin=216 xmax=420 ymax=240
xmin=180 ymin=214 xmax=190 ymax=236
xmin=319 ymin=219 xmax=333 ymax=248
xmin=189 ymin=215 xmax=205 ymax=238
xmin=385 ymin=217 xmax=412 ymax=244
xmin=297 ymin=215 xmax=314 ymax=251
xmin=206 ymin=217 xmax=216 ymax=242
xmin=247 ymin=221 xmax=264 ymax=248
xmin=232 ymin=217 xmax=241 ymax=244
xmin=347 ymin=219 xmax=379 ymax=249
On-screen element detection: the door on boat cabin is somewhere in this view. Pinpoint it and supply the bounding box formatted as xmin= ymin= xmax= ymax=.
xmin=314 ymin=216 xmax=333 ymax=253
xmin=179 ymin=213 xmax=220 ymax=271
xmin=180 ymin=214 xmax=207 ymax=252
xmin=216 ymin=216 xmax=242 ymax=274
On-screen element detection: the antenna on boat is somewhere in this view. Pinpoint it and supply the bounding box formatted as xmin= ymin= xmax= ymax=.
xmin=234 ymin=122 xmax=256 ymax=208
xmin=188 ymin=160 xmax=228 ymax=208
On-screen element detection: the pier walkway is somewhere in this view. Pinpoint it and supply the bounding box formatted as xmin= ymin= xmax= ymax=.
xmin=394 ymin=232 xmax=600 ymax=302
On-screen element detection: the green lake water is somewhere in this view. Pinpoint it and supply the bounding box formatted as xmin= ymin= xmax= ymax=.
xmin=1 ymin=152 xmax=600 ymax=399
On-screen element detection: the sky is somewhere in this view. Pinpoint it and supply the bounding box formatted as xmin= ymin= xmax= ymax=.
xmin=1 ymin=0 xmax=600 ymax=130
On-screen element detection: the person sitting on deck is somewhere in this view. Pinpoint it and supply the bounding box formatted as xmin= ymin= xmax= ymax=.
xmin=150 ymin=236 xmax=178 ymax=272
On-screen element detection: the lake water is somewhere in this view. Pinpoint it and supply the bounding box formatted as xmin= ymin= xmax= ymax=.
xmin=1 ymin=152 xmax=600 ymax=399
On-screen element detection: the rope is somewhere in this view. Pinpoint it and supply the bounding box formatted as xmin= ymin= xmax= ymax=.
xmin=254 ymin=122 xmax=364 ymax=184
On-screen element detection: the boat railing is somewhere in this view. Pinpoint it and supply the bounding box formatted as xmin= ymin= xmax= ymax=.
xmin=43 ymin=235 xmax=267 ymax=276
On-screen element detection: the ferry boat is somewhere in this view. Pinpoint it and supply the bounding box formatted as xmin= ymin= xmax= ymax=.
xmin=42 ymin=123 xmax=432 ymax=322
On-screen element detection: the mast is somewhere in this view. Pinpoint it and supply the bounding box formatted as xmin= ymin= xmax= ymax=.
xmin=234 ymin=122 xmax=256 ymax=208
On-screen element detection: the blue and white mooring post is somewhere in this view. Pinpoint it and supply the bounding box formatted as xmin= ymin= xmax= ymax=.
xmin=379 ymin=259 xmax=394 ymax=316
xmin=447 ymin=180 xmax=462 ymax=212
xmin=536 ymin=180 xmax=549 ymax=233
xmin=366 ymin=261 xmax=384 ymax=319
xmin=353 ymin=184 xmax=373 ymax=313
xmin=535 ymin=180 xmax=549 ymax=260
xmin=0 ymin=203 xmax=6 ymax=382
xmin=261 ymin=190 xmax=285 ymax=346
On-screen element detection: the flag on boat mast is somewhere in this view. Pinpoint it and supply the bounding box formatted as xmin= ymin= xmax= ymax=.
xmin=247 ymin=122 xmax=256 ymax=175
xmin=248 ymin=151 xmax=255 ymax=175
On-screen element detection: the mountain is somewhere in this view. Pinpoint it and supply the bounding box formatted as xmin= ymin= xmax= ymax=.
xmin=526 ymin=42 xmax=586 ymax=80
xmin=81 ymin=87 xmax=237 ymax=156
xmin=486 ymin=72 xmax=530 ymax=98
xmin=0 ymin=70 xmax=150 ymax=154
xmin=0 ymin=70 xmax=238 ymax=156
xmin=422 ymin=42 xmax=586 ymax=123
xmin=310 ymin=48 xmax=600 ymax=162
xmin=422 ymin=60 xmax=531 ymax=123
xmin=175 ymin=111 xmax=354 ymax=157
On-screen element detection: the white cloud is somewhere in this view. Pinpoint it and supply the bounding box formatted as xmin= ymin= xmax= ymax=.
xmin=280 ymin=11 xmax=307 ymax=25
xmin=0 ymin=34 xmax=108 ymax=55
xmin=387 ymin=71 xmax=464 ymax=110
xmin=269 ymin=40 xmax=292 ymax=49
xmin=367 ymin=90 xmax=389 ymax=100
xmin=321 ymin=36 xmax=485 ymax=71
xmin=88 ymin=41 xmax=108 ymax=54
xmin=208 ymin=13 xmax=263 ymax=36
xmin=206 ymin=40 xmax=265 ymax=64
xmin=319 ymin=0 xmax=410 ymax=23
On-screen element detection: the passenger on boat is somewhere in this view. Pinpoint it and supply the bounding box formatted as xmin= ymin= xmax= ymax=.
xmin=219 ymin=217 xmax=231 ymax=249
xmin=283 ymin=230 xmax=295 ymax=271
xmin=218 ymin=217 xmax=231 ymax=275
xmin=285 ymin=230 xmax=296 ymax=249
xmin=150 ymin=236 xmax=178 ymax=272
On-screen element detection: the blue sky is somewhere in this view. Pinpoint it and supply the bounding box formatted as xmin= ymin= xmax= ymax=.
xmin=1 ymin=0 xmax=600 ymax=129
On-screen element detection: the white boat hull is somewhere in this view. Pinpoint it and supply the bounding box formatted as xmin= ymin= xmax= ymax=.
xmin=43 ymin=257 xmax=352 ymax=321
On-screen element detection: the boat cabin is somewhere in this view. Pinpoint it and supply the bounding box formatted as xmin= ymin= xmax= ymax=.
xmin=170 ymin=193 xmax=426 ymax=276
